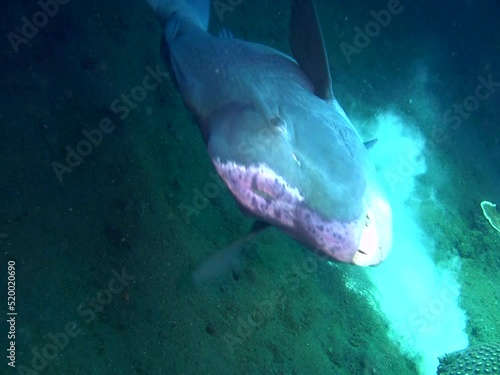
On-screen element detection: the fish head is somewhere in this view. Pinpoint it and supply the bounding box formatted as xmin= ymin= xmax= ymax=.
xmin=206 ymin=98 xmax=392 ymax=266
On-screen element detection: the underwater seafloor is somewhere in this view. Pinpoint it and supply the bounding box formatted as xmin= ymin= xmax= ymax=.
xmin=1 ymin=0 xmax=499 ymax=374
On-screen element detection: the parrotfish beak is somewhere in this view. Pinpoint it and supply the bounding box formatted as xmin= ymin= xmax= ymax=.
xmin=352 ymin=195 xmax=392 ymax=266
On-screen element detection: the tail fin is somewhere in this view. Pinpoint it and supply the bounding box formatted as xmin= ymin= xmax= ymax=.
xmin=144 ymin=0 xmax=210 ymax=30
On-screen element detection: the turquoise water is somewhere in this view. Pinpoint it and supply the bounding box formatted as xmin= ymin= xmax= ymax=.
xmin=1 ymin=1 xmax=499 ymax=374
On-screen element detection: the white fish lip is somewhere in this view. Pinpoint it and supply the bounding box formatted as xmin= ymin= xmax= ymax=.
xmin=353 ymin=195 xmax=393 ymax=266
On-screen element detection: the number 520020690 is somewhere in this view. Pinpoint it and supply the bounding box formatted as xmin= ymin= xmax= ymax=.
xmin=7 ymin=260 xmax=15 ymax=310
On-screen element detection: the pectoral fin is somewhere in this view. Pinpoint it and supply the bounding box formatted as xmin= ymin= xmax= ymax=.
xmin=191 ymin=221 xmax=271 ymax=284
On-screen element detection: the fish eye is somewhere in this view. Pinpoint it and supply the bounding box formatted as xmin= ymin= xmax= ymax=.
xmin=270 ymin=117 xmax=286 ymax=128
xmin=269 ymin=117 xmax=289 ymax=139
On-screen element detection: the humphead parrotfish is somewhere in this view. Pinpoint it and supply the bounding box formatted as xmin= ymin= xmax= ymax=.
xmin=144 ymin=0 xmax=393 ymax=266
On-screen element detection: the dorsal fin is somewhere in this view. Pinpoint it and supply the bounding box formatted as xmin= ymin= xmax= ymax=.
xmin=289 ymin=0 xmax=334 ymax=101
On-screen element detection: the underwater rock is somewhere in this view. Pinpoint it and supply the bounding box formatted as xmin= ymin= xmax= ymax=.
xmin=437 ymin=343 xmax=500 ymax=374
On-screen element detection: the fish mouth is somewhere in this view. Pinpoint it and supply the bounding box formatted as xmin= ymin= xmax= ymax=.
xmin=213 ymin=159 xmax=392 ymax=265
xmin=352 ymin=196 xmax=392 ymax=266
xmin=352 ymin=212 xmax=382 ymax=266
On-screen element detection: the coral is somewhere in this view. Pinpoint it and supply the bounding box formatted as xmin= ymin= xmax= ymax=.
xmin=481 ymin=201 xmax=500 ymax=233
xmin=437 ymin=343 xmax=500 ymax=374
